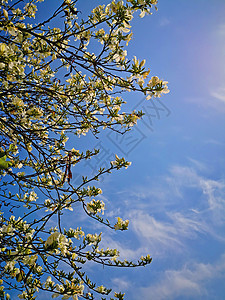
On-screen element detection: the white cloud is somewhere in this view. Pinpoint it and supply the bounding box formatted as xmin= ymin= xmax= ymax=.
xmin=184 ymin=93 xmax=225 ymax=113
xmin=100 ymin=161 xmax=225 ymax=260
xmin=100 ymin=232 xmax=143 ymax=261
xmin=82 ymin=161 xmax=225 ymax=300
xmin=108 ymin=163 xmax=224 ymax=258
xmin=140 ymin=253 xmax=225 ymax=300
xmin=167 ymin=165 xmax=225 ymax=224
xmin=111 ymin=277 xmax=130 ymax=291
xmin=125 ymin=162 xmax=225 ymax=226
xmin=159 ymin=17 xmax=170 ymax=27
xmin=203 ymin=138 xmax=225 ymax=146
xmin=100 ymin=208 xmax=209 ymax=261
xmin=187 ymin=157 xmax=208 ymax=171
xmin=211 ymin=87 xmax=225 ymax=104
xmin=129 ymin=210 xmax=207 ymax=256
xmin=208 ymin=82 xmax=225 ymax=112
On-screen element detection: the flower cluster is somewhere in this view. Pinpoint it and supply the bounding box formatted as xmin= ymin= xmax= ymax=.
xmin=45 ymin=231 xmax=71 ymax=256
xmin=86 ymin=233 xmax=102 ymax=246
xmin=111 ymin=155 xmax=132 ymax=170
xmin=45 ymin=277 xmax=85 ymax=300
xmin=86 ymin=199 xmax=105 ymax=215
xmin=114 ymin=217 xmax=129 ymax=231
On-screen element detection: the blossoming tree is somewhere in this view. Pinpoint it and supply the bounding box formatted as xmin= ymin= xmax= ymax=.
xmin=0 ymin=0 xmax=169 ymax=299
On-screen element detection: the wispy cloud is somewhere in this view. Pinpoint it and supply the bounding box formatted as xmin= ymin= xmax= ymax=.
xmin=159 ymin=17 xmax=171 ymax=27
xmin=167 ymin=165 xmax=225 ymax=224
xmin=184 ymin=92 xmax=225 ymax=113
xmin=211 ymin=87 xmax=225 ymax=104
xmin=99 ymin=210 xmax=208 ymax=263
xmin=129 ymin=210 xmax=207 ymax=255
xmin=187 ymin=157 xmax=208 ymax=171
xmin=93 ymin=160 xmax=225 ymax=299
xmin=203 ymin=138 xmax=225 ymax=146
xmin=140 ymin=253 xmax=225 ymax=300
xmin=101 ymin=161 xmax=225 ymax=258
xmin=119 ymin=162 xmax=225 ymax=226
xmin=111 ymin=277 xmax=130 ymax=292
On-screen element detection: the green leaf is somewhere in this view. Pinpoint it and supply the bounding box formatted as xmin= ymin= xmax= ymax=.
xmin=0 ymin=154 xmax=12 ymax=170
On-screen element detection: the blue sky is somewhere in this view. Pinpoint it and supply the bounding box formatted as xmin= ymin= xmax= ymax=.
xmin=75 ymin=1 xmax=225 ymax=299
xmin=32 ymin=1 xmax=225 ymax=299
